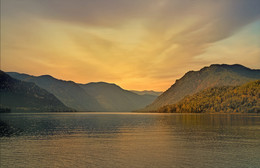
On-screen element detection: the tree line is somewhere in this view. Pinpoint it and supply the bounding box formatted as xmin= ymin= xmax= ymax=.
xmin=158 ymin=80 xmax=260 ymax=113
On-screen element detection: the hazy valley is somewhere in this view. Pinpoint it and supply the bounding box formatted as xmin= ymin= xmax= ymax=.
xmin=1 ymin=64 xmax=259 ymax=113
xmin=3 ymin=72 xmax=157 ymax=112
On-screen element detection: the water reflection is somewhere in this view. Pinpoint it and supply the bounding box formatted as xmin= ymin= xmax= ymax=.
xmin=0 ymin=113 xmax=158 ymax=137
xmin=1 ymin=113 xmax=259 ymax=137
xmin=0 ymin=113 xmax=260 ymax=168
xmin=157 ymin=113 xmax=260 ymax=126
xmin=0 ymin=120 xmax=15 ymax=137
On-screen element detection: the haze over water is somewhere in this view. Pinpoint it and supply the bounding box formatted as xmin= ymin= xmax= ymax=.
xmin=1 ymin=113 xmax=260 ymax=168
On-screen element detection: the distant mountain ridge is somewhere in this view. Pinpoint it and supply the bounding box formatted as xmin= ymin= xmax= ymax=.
xmin=0 ymin=71 xmax=73 ymax=112
xmin=7 ymin=73 xmax=158 ymax=112
xmin=7 ymin=72 xmax=103 ymax=111
xmin=130 ymin=90 xmax=162 ymax=96
xmin=141 ymin=64 xmax=260 ymax=111
xmin=80 ymin=82 xmax=157 ymax=111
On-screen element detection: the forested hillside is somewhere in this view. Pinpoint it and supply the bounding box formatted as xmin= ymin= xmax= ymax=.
xmin=142 ymin=64 xmax=260 ymax=111
xmin=158 ymin=80 xmax=260 ymax=113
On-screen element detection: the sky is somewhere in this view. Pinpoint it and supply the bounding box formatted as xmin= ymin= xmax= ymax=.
xmin=1 ymin=0 xmax=260 ymax=91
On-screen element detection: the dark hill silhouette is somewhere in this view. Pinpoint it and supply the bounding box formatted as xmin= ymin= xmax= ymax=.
xmin=7 ymin=72 xmax=104 ymax=111
xmin=7 ymin=73 xmax=157 ymax=111
xmin=0 ymin=71 xmax=73 ymax=112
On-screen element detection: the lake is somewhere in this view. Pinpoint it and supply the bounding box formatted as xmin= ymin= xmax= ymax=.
xmin=0 ymin=112 xmax=260 ymax=168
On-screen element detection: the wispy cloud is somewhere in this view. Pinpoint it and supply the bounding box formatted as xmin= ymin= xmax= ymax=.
xmin=1 ymin=0 xmax=260 ymax=91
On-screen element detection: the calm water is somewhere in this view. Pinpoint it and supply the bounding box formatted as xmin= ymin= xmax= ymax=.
xmin=0 ymin=113 xmax=260 ymax=168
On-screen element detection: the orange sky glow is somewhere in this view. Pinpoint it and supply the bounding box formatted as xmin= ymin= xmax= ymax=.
xmin=1 ymin=0 xmax=260 ymax=91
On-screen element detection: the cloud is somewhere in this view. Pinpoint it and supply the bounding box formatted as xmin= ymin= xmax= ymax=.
xmin=1 ymin=0 xmax=260 ymax=90
xmin=195 ymin=21 xmax=260 ymax=69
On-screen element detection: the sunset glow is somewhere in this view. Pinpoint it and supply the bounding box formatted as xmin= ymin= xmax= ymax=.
xmin=1 ymin=0 xmax=260 ymax=91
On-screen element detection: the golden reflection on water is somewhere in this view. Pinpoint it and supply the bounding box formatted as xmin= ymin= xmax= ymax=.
xmin=0 ymin=113 xmax=260 ymax=168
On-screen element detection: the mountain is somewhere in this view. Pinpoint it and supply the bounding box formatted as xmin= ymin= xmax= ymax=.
xmin=142 ymin=64 xmax=260 ymax=111
xmin=79 ymin=82 xmax=157 ymax=111
xmin=158 ymin=80 xmax=260 ymax=113
xmin=7 ymin=72 xmax=103 ymax=111
xmin=7 ymin=73 xmax=157 ymax=112
xmin=0 ymin=71 xmax=73 ymax=112
xmin=130 ymin=90 xmax=162 ymax=96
